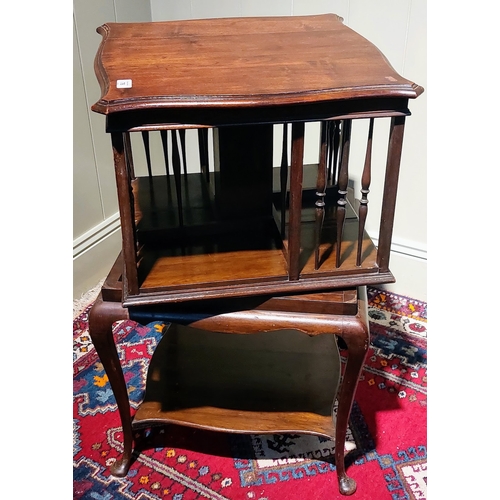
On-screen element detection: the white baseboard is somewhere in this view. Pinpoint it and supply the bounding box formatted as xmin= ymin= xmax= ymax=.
xmin=373 ymin=236 xmax=427 ymax=302
xmin=379 ymin=251 xmax=427 ymax=302
xmin=73 ymin=213 xmax=121 ymax=259
xmin=73 ymin=214 xmax=122 ymax=300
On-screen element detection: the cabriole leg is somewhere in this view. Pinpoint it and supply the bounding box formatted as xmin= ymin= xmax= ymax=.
xmin=88 ymin=295 xmax=132 ymax=477
xmin=334 ymin=290 xmax=370 ymax=495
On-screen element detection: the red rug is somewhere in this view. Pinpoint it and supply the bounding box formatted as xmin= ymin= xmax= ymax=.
xmin=73 ymin=287 xmax=427 ymax=499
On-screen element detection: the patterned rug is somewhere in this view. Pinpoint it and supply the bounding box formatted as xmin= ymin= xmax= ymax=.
xmin=73 ymin=287 xmax=427 ymax=499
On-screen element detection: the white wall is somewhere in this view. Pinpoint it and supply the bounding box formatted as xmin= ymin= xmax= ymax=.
xmin=73 ymin=0 xmax=427 ymax=301
xmin=73 ymin=0 xmax=152 ymax=298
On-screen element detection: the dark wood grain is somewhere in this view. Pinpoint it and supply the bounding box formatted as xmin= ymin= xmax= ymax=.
xmin=336 ymin=119 xmax=352 ymax=268
xmin=280 ymin=123 xmax=289 ymax=237
xmin=92 ymin=14 xmax=423 ymax=115
xmin=377 ymin=116 xmax=406 ymax=272
xmin=197 ymin=128 xmax=209 ymax=182
xmin=120 ymin=170 xmax=385 ymax=307
xmin=357 ymin=118 xmax=374 ymax=266
xmin=170 ymin=129 xmax=184 ymax=226
xmin=89 ymin=14 xmax=423 ymax=495
xmin=103 ymin=252 xmax=359 ymax=316
xmin=133 ymin=324 xmax=342 ymax=437
xmin=315 ymin=121 xmax=328 ymax=269
xmin=111 ymin=132 xmax=138 ymax=296
xmin=88 ymin=296 xmax=131 ymax=476
xmin=141 ymin=131 xmax=153 ymax=177
xmin=288 ymin=122 xmax=305 ymax=280
xmin=212 ymin=124 xmax=273 ymax=220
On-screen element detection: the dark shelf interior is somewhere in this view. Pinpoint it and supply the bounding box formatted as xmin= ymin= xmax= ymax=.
xmin=133 ymin=322 xmax=342 ymax=437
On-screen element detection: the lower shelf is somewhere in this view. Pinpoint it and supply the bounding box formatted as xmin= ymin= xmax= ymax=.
xmin=132 ymin=323 xmax=342 ymax=438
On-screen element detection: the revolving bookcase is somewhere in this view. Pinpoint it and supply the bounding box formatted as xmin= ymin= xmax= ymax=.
xmin=87 ymin=13 xmax=423 ymax=496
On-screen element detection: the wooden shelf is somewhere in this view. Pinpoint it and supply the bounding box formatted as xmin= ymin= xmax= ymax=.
xmin=139 ymin=239 xmax=288 ymax=291
xmin=125 ymin=169 xmax=385 ymax=306
xmin=132 ymin=322 xmax=341 ymax=438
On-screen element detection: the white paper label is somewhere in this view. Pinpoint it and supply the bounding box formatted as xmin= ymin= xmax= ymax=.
xmin=117 ymin=79 xmax=133 ymax=88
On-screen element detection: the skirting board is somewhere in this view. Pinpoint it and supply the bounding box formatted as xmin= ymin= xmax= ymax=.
xmin=379 ymin=251 xmax=427 ymax=302
xmin=73 ymin=213 xmax=122 ymax=300
xmin=369 ymin=235 xmax=427 ymax=302
xmin=73 ymin=217 xmax=427 ymax=302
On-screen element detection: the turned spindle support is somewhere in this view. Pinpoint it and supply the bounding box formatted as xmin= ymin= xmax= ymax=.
xmin=141 ymin=131 xmax=153 ymax=178
xmin=179 ymin=129 xmax=188 ymax=176
xmin=171 ymin=129 xmax=184 ymax=227
xmin=160 ymin=130 xmax=170 ymax=177
xmin=315 ymin=121 xmax=328 ymax=269
xmin=197 ymin=128 xmax=210 ymax=183
xmin=335 ymin=120 xmax=352 ymax=268
xmin=356 ymin=118 xmax=374 ymax=267
xmin=280 ymin=122 xmax=289 ymax=237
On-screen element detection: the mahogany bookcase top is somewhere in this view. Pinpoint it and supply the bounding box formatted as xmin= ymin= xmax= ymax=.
xmin=92 ymin=13 xmax=423 ymax=116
